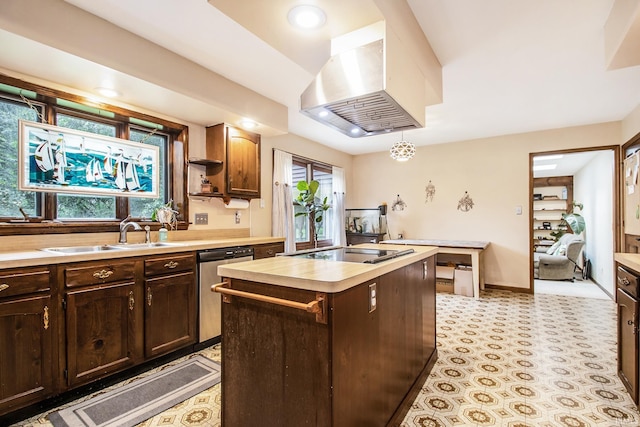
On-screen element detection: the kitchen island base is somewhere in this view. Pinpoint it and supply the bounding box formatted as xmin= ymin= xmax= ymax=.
xmin=217 ymin=254 xmax=436 ymax=426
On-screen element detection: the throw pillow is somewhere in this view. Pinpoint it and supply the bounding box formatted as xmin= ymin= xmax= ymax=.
xmin=553 ymin=244 xmax=568 ymax=256
xmin=546 ymin=241 xmax=561 ymax=255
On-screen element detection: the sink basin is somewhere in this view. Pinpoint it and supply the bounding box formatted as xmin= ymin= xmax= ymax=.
xmin=111 ymin=242 xmax=184 ymax=249
xmin=41 ymin=242 xmax=184 ymax=254
xmin=41 ymin=245 xmax=127 ymax=254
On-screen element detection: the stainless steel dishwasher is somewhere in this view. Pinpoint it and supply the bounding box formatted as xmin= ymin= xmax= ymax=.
xmin=198 ymin=246 xmax=254 ymax=344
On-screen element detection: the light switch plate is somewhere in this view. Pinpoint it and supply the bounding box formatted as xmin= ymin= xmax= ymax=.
xmin=195 ymin=213 xmax=208 ymax=225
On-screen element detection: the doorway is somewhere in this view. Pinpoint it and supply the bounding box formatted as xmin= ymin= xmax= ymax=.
xmin=529 ymin=146 xmax=621 ymax=299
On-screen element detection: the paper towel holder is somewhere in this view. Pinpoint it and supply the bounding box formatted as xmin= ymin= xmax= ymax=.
xmin=223 ymin=197 xmax=250 ymax=210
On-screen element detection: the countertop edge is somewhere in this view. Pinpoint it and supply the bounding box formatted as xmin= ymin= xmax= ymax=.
xmin=615 ymin=253 xmax=640 ymax=273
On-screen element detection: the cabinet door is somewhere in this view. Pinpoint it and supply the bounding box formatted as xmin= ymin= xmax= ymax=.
xmin=618 ymin=288 xmax=638 ymax=403
xmin=65 ymin=282 xmax=136 ymax=388
xmin=226 ymin=126 xmax=260 ymax=198
xmin=144 ymin=272 xmax=196 ymax=358
xmin=0 ymin=295 xmax=53 ymax=415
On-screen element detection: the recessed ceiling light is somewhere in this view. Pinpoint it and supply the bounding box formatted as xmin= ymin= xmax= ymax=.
xmin=95 ymin=87 xmax=120 ymax=98
xmin=287 ymin=5 xmax=326 ymax=30
xmin=240 ymin=119 xmax=257 ymax=129
xmin=318 ymin=110 xmax=329 ymax=118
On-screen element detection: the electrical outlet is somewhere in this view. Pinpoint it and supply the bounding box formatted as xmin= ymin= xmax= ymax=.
xmin=369 ymin=283 xmax=377 ymax=313
xmin=195 ymin=213 xmax=208 ymax=225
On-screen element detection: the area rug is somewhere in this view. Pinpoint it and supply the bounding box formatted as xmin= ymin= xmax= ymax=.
xmin=49 ymin=355 xmax=221 ymax=427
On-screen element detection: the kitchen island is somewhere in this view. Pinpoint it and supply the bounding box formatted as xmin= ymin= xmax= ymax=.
xmin=215 ymin=244 xmax=438 ymax=427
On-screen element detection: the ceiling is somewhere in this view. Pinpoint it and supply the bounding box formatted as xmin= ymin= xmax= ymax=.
xmin=1 ymin=0 xmax=640 ymax=158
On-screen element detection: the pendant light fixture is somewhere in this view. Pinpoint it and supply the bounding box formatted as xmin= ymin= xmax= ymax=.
xmin=389 ymin=132 xmax=416 ymax=161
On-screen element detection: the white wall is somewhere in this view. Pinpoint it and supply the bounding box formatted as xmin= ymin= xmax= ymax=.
xmin=622 ymin=102 xmax=640 ymax=143
xmin=350 ymin=122 xmax=621 ymax=290
xmin=574 ymin=151 xmax=615 ymax=295
xmin=573 ymin=150 xmax=617 ymax=295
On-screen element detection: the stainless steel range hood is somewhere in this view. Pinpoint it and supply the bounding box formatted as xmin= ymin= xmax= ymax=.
xmin=300 ymin=33 xmax=426 ymax=138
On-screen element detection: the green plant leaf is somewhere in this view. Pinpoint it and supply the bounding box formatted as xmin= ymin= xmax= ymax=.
xmin=308 ymin=180 xmax=319 ymax=194
xmin=296 ymin=181 xmax=309 ymax=191
xmin=564 ymin=213 xmax=585 ymax=235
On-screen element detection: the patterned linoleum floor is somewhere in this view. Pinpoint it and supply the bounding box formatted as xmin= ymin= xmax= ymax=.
xmin=13 ymin=289 xmax=639 ymax=427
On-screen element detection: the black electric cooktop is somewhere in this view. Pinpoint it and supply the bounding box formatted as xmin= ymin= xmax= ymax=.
xmin=290 ymin=247 xmax=414 ymax=264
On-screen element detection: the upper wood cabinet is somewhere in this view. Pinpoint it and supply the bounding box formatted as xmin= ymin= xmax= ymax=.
xmin=201 ymin=123 xmax=261 ymax=200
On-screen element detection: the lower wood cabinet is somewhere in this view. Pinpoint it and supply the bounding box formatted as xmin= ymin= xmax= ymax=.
xmin=143 ymin=253 xmax=196 ymax=358
xmin=0 ymin=267 xmax=55 ymax=417
xmin=617 ymin=264 xmax=640 ymax=408
xmin=65 ymin=282 xmax=137 ymax=388
xmin=61 ymin=253 xmax=196 ymax=389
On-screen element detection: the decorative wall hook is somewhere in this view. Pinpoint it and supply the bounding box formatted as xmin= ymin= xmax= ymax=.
xmin=457 ymin=191 xmax=474 ymax=212
xmin=391 ymin=194 xmax=407 ymax=211
xmin=425 ymin=180 xmax=436 ymax=203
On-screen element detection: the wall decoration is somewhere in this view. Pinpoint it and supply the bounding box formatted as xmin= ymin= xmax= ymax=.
xmin=391 ymin=194 xmax=407 ymax=211
xmin=18 ymin=120 xmax=159 ymax=198
xmin=457 ymin=191 xmax=474 ymax=212
xmin=425 ymin=180 xmax=436 ymax=202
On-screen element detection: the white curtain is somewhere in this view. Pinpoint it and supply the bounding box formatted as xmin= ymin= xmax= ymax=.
xmin=332 ymin=166 xmax=347 ymax=247
xmin=272 ymin=150 xmax=296 ymax=253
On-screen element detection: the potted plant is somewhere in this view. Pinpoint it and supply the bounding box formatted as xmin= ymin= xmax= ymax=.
xmin=294 ymin=179 xmax=330 ymax=248
xmin=551 ymin=201 xmax=585 ymax=240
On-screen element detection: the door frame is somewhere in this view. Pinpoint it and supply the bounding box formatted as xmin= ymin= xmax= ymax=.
xmin=528 ymin=145 xmax=621 ymax=295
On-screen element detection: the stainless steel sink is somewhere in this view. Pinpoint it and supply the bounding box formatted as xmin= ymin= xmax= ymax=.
xmin=111 ymin=242 xmax=184 ymax=249
xmin=41 ymin=242 xmax=183 ymax=254
xmin=41 ymin=245 xmax=127 ymax=254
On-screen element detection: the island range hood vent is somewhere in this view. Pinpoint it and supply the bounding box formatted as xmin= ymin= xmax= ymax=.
xmin=300 ymin=38 xmax=426 ymax=138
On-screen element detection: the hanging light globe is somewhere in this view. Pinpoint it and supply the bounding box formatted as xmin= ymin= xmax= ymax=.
xmin=389 ymin=133 xmax=416 ymax=161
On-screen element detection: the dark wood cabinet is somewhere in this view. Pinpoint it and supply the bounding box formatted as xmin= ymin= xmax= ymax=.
xmin=618 ymin=287 xmax=638 ymax=402
xmin=143 ymin=253 xmax=196 ymax=358
xmin=253 ymin=242 xmax=284 ymax=259
xmin=63 ymin=254 xmax=196 ymax=388
xmin=201 ymin=123 xmax=261 ymax=200
xmin=65 ymin=281 xmax=137 ymax=388
xmin=346 ymin=232 xmax=386 ymax=245
xmin=617 ymin=264 xmax=640 ymax=406
xmin=63 ymin=259 xmax=137 ymax=388
xmin=220 ymin=256 xmax=437 ymax=426
xmin=0 ymin=264 xmax=55 ymax=416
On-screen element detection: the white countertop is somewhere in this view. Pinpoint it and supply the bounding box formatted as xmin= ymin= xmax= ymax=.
xmin=218 ymin=244 xmax=439 ymax=293
xmin=615 ymin=253 xmax=640 ymax=273
xmin=0 ymin=237 xmax=284 ymax=269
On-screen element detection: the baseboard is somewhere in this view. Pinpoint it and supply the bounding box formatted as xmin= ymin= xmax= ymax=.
xmin=485 ymin=283 xmax=533 ymax=294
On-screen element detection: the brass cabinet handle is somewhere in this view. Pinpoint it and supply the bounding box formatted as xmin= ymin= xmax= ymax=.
xmin=147 ymin=287 xmax=152 ymax=306
xmin=620 ymin=277 xmax=631 ymax=286
xmin=93 ymin=269 xmax=114 ymax=279
xmin=0 ymin=283 xmax=8 ymax=292
xmin=266 ymin=249 xmax=274 ymax=255
xmin=164 ymin=261 xmax=178 ymax=269
xmin=43 ymin=306 xmax=49 ymax=330
xmin=129 ymin=291 xmax=135 ymax=311
xmin=423 ymin=261 xmax=428 ymax=280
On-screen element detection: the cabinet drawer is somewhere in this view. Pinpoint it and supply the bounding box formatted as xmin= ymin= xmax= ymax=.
xmin=617 ymin=266 xmax=639 ymax=299
xmin=0 ymin=267 xmax=50 ymax=298
xmin=145 ymin=253 xmax=195 ymax=277
xmin=65 ymin=261 xmax=135 ymax=288
xmin=253 ymin=243 xmax=284 ymax=259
